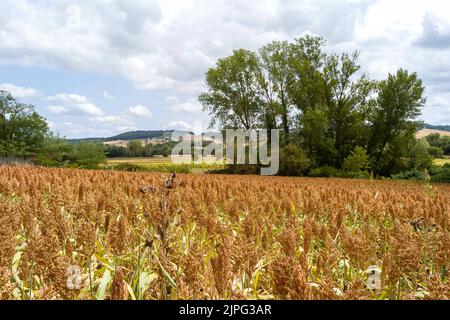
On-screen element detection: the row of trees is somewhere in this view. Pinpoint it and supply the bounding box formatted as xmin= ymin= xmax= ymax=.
xmin=0 ymin=90 xmax=106 ymax=168
xmin=200 ymin=36 xmax=429 ymax=176
xmin=105 ymin=140 xmax=173 ymax=158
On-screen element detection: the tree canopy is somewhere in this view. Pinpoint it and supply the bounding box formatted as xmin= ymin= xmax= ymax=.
xmin=200 ymin=36 xmax=429 ymax=176
xmin=0 ymin=90 xmax=49 ymax=157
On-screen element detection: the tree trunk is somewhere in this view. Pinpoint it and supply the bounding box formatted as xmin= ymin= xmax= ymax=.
xmin=280 ymin=95 xmax=290 ymax=145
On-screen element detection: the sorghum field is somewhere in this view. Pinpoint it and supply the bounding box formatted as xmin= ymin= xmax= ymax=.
xmin=0 ymin=166 xmax=449 ymax=300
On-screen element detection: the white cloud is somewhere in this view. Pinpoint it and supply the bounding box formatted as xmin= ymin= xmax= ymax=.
xmin=0 ymin=83 xmax=41 ymax=98
xmin=46 ymin=93 xmax=104 ymax=116
xmin=45 ymin=92 xmax=151 ymax=136
xmin=103 ymin=90 xmax=116 ymax=100
xmin=164 ymin=120 xmax=193 ymax=131
xmin=91 ymin=115 xmax=122 ymax=124
xmin=47 ymin=93 xmax=89 ymax=104
xmin=90 ymin=115 xmax=133 ymax=126
xmin=1 ymin=0 xmax=450 ymax=127
xmin=0 ymin=0 xmax=375 ymax=95
xmin=167 ymin=97 xmax=202 ymax=113
xmin=47 ymin=121 xmax=57 ymax=131
xmin=414 ymin=13 xmax=450 ymax=49
xmin=50 ymin=121 xmax=110 ymax=137
xmin=50 ymin=120 xmax=138 ymax=138
xmin=47 ymin=105 xmax=68 ymax=115
xmin=126 ymin=105 xmax=153 ymax=118
xmin=423 ymin=93 xmax=450 ymax=124
xmin=76 ymin=103 xmax=104 ymax=116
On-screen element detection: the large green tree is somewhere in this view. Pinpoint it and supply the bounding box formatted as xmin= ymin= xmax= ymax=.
xmin=200 ymin=49 xmax=262 ymax=130
xmin=258 ymin=40 xmax=293 ymax=139
xmin=298 ymin=107 xmax=335 ymax=166
xmin=368 ymin=69 xmax=426 ymax=174
xmin=128 ymin=140 xmax=145 ymax=157
xmin=71 ymin=142 xmax=106 ymax=169
xmin=199 ymin=37 xmax=427 ymax=177
xmin=287 ymin=35 xmax=326 ymax=114
xmin=35 ymin=133 xmax=72 ymax=166
xmin=322 ymin=52 xmax=376 ymax=166
xmin=0 ymin=90 xmax=49 ymax=157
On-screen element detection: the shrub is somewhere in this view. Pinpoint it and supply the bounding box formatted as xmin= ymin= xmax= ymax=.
xmin=310 ymin=166 xmax=339 ymax=178
xmin=428 ymin=146 xmax=444 ymax=158
xmin=35 ymin=135 xmax=71 ymax=167
xmin=342 ymin=147 xmax=369 ymax=173
xmin=392 ymin=169 xmax=427 ymax=181
xmin=430 ymin=164 xmax=450 ymax=183
xmin=407 ymin=139 xmax=433 ymax=171
xmin=278 ymin=145 xmax=310 ymax=176
xmin=216 ymin=164 xmax=260 ymax=175
xmin=431 ymin=170 xmax=450 ymax=183
xmin=341 ymin=171 xmax=371 ymax=179
xmin=71 ymin=142 xmax=106 ymax=169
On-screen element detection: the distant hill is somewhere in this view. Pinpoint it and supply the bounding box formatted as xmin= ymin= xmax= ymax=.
xmin=105 ymin=130 xmax=176 ymax=141
xmin=67 ymin=137 xmax=106 ymax=143
xmin=416 ymin=124 xmax=450 ymax=139
xmin=67 ymin=130 xmax=193 ymax=144
xmin=69 ymin=126 xmax=450 ymax=143
xmin=417 ymin=128 xmax=450 ymax=139
xmin=424 ymin=124 xmax=450 ymax=132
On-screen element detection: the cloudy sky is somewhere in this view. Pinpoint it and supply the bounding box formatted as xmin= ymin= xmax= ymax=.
xmin=1 ymin=0 xmax=449 ymax=138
